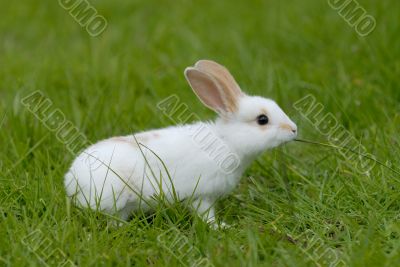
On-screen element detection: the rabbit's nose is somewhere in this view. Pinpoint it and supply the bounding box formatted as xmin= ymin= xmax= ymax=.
xmin=290 ymin=123 xmax=297 ymax=133
xmin=290 ymin=124 xmax=298 ymax=136
xmin=280 ymin=123 xmax=297 ymax=134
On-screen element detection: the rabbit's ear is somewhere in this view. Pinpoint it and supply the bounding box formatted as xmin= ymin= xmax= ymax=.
xmin=194 ymin=60 xmax=243 ymax=99
xmin=185 ymin=67 xmax=238 ymax=114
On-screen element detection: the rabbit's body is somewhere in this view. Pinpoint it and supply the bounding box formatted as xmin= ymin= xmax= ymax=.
xmin=65 ymin=122 xmax=245 ymax=220
xmin=65 ymin=60 xmax=297 ymax=226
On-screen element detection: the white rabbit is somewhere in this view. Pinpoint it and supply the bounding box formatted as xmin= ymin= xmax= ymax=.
xmin=64 ymin=60 xmax=297 ymax=226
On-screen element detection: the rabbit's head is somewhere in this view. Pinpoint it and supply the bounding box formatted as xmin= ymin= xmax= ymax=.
xmin=185 ymin=60 xmax=297 ymax=156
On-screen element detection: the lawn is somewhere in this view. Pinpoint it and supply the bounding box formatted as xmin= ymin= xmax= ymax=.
xmin=1 ymin=0 xmax=400 ymax=266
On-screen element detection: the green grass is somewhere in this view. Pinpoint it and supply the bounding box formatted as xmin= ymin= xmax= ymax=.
xmin=1 ymin=0 xmax=400 ymax=266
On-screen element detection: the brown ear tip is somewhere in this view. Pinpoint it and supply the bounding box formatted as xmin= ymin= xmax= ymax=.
xmin=184 ymin=67 xmax=196 ymax=77
xmin=195 ymin=59 xmax=212 ymax=64
xmin=195 ymin=59 xmax=218 ymax=67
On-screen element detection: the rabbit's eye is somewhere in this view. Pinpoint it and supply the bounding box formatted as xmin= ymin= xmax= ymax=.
xmin=256 ymin=114 xmax=269 ymax=125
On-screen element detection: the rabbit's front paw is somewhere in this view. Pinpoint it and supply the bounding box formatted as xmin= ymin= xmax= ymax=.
xmin=209 ymin=220 xmax=230 ymax=230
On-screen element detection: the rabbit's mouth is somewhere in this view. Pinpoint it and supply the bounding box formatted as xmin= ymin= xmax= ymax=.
xmin=276 ymin=130 xmax=298 ymax=145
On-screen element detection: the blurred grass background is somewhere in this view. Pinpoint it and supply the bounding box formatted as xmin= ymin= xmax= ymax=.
xmin=0 ymin=0 xmax=399 ymax=266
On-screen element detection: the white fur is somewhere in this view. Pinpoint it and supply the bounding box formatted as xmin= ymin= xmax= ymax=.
xmin=64 ymin=61 xmax=297 ymax=226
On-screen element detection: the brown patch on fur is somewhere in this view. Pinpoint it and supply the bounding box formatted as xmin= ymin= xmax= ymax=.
xmin=260 ymin=108 xmax=268 ymax=115
xmin=260 ymin=124 xmax=271 ymax=130
xmin=108 ymin=131 xmax=160 ymax=147
xmin=111 ymin=135 xmax=142 ymax=145
xmin=111 ymin=136 xmax=130 ymax=142
xmin=136 ymin=131 xmax=160 ymax=142
xmin=280 ymin=123 xmax=293 ymax=131
xmin=110 ymin=136 xmax=138 ymax=146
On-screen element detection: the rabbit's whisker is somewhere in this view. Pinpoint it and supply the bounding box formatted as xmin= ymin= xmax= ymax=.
xmin=294 ymin=139 xmax=400 ymax=176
